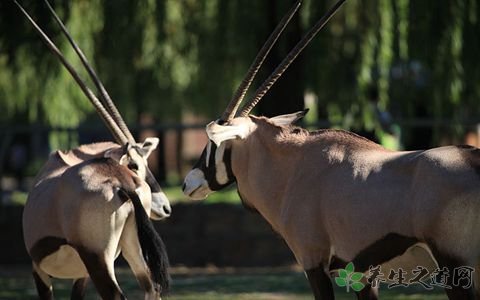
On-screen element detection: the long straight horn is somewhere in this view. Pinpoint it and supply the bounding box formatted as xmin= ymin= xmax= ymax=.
xmin=239 ymin=0 xmax=347 ymax=117
xmin=220 ymin=0 xmax=302 ymax=122
xmin=13 ymin=0 xmax=128 ymax=144
xmin=43 ymin=0 xmax=136 ymax=143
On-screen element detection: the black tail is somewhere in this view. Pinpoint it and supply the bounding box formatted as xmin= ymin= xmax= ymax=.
xmin=126 ymin=190 xmax=171 ymax=294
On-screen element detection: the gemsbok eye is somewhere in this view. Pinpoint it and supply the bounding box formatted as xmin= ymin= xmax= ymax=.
xmin=128 ymin=163 xmax=139 ymax=171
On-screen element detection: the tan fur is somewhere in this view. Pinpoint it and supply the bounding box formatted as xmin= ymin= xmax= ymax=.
xmin=24 ymin=142 xmax=165 ymax=299
xmin=186 ymin=114 xmax=480 ymax=290
xmin=231 ymin=117 xmax=480 ymax=270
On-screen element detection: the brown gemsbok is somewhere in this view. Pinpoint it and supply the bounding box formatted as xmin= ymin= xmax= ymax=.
xmin=15 ymin=1 xmax=170 ymax=299
xmin=183 ymin=1 xmax=480 ymax=299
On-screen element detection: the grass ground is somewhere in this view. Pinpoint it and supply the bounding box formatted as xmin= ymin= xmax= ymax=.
xmin=0 ymin=265 xmax=447 ymax=300
xmin=6 ymin=185 xmax=240 ymax=206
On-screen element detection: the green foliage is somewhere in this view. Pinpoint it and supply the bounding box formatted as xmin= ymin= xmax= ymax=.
xmin=1 ymin=0 xmax=480 ymax=147
xmin=163 ymin=185 xmax=240 ymax=204
xmin=9 ymin=191 xmax=28 ymax=206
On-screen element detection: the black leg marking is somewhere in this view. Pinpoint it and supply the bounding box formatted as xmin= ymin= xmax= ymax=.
xmin=329 ymin=258 xmax=378 ymax=300
xmin=428 ymin=244 xmax=475 ymax=300
xmin=32 ymin=270 xmax=53 ymax=300
xmin=352 ymin=233 xmax=418 ymax=272
xmin=29 ymin=236 xmax=67 ymax=265
xmin=355 ymin=284 xmax=378 ymax=300
xmin=76 ymin=247 xmax=125 ymax=300
xmin=71 ymin=277 xmax=89 ymax=300
xmin=329 ymin=256 xmax=348 ymax=271
xmin=306 ymin=266 xmax=335 ymax=300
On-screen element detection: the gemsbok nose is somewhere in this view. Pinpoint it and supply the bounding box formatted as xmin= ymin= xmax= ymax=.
xmin=151 ymin=192 xmax=172 ymax=220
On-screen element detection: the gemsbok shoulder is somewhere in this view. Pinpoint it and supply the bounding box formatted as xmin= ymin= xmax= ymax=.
xmin=183 ymin=1 xmax=479 ymax=299
xmin=15 ymin=0 xmax=170 ymax=299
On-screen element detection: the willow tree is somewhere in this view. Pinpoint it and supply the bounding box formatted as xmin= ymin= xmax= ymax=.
xmin=2 ymin=0 xmax=480 ymax=152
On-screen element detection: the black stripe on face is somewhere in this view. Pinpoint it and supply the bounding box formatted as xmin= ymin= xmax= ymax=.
xmin=194 ymin=141 xmax=236 ymax=191
xmin=144 ymin=167 xmax=162 ymax=193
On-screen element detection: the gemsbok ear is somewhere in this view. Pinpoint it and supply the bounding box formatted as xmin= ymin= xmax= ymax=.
xmin=119 ymin=144 xmax=133 ymax=165
xmin=104 ymin=143 xmax=129 ymax=162
xmin=206 ymin=121 xmax=252 ymax=146
xmin=269 ymin=109 xmax=309 ymax=127
xmin=138 ymin=137 xmax=159 ymax=158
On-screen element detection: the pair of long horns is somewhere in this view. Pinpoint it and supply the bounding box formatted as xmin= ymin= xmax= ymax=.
xmin=221 ymin=0 xmax=347 ymax=122
xmin=14 ymin=0 xmax=134 ymax=146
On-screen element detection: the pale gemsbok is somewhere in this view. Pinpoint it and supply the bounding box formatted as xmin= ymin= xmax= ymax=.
xmin=183 ymin=1 xmax=479 ymax=299
xmin=15 ymin=1 xmax=170 ymax=299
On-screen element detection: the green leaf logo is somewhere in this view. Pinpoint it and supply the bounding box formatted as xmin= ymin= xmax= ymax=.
xmin=351 ymin=272 xmax=363 ymax=281
xmin=334 ymin=262 xmax=365 ymax=292
xmin=345 ymin=262 xmax=355 ymax=274
xmin=352 ymin=282 xmax=366 ymax=292
xmin=335 ymin=277 xmax=347 ymax=287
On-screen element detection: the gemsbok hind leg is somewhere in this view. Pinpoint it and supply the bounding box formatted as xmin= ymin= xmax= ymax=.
xmin=355 ymin=284 xmax=378 ymax=300
xmin=70 ymin=277 xmax=89 ymax=300
xmin=120 ymin=215 xmax=160 ymax=300
xmin=76 ymin=247 xmax=125 ymax=300
xmin=429 ymin=246 xmax=475 ymax=300
xmin=306 ymin=266 xmax=335 ymax=300
xmin=32 ymin=263 xmax=53 ymax=300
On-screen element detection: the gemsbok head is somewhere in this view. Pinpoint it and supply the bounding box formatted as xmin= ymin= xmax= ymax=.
xmin=183 ymin=1 xmax=480 ymax=300
xmin=16 ymin=0 xmax=170 ymax=298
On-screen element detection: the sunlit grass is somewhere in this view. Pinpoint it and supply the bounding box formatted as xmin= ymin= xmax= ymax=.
xmin=163 ymin=185 xmax=241 ymax=204
xmin=6 ymin=184 xmax=240 ymax=207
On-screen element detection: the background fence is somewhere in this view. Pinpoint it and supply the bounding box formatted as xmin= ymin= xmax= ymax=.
xmin=2 ymin=118 xmax=480 ymax=198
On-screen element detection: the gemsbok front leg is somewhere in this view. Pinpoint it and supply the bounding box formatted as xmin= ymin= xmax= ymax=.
xmin=119 ymin=180 xmax=170 ymax=300
xmin=71 ymin=277 xmax=89 ymax=300
xmin=355 ymin=284 xmax=378 ymax=300
xmin=32 ymin=263 xmax=53 ymax=300
xmin=75 ymin=247 xmax=125 ymax=300
xmin=428 ymin=244 xmax=476 ymax=300
xmin=120 ymin=215 xmax=161 ymax=300
xmin=306 ymin=266 xmax=335 ymax=300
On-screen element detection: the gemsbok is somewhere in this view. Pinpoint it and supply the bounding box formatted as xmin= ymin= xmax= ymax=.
xmin=15 ymin=1 xmax=170 ymax=299
xmin=183 ymin=1 xmax=479 ymax=299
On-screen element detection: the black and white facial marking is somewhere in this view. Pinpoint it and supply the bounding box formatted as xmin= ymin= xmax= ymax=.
xmin=130 ymin=146 xmax=171 ymax=219
xmin=106 ymin=139 xmax=171 ymax=219
xmin=144 ymin=167 xmax=171 ymax=219
xmin=182 ymin=140 xmax=235 ymax=200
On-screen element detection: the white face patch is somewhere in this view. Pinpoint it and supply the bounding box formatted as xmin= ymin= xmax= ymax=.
xmin=206 ymin=119 xmax=255 ymax=146
xmin=205 ymin=140 xmax=212 ymax=167
xmin=215 ymin=142 xmax=229 ymax=185
xmin=183 ymin=168 xmax=212 ymax=200
xmin=151 ymin=191 xmax=171 ymax=220
xmin=135 ymin=184 xmax=152 ymax=214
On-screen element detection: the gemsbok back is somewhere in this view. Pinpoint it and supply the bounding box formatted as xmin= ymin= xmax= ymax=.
xmin=15 ymin=1 xmax=170 ymax=299
xmin=183 ymin=1 xmax=480 ymax=299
